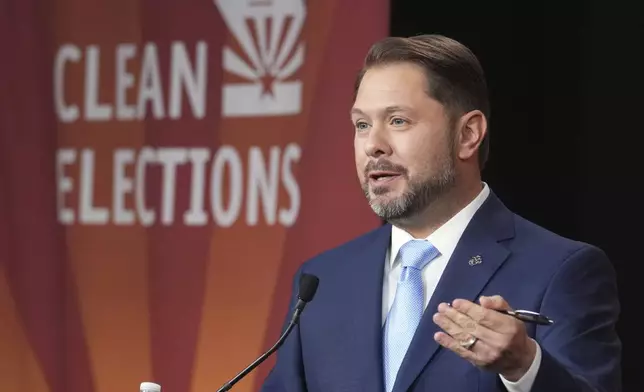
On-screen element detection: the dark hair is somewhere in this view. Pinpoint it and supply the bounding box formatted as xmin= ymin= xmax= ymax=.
xmin=354 ymin=34 xmax=491 ymax=170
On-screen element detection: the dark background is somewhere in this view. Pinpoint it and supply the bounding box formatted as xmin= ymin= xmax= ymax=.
xmin=390 ymin=0 xmax=643 ymax=390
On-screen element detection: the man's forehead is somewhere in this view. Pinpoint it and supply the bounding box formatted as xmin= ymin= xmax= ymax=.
xmin=353 ymin=66 xmax=429 ymax=108
xmin=360 ymin=63 xmax=428 ymax=89
xmin=351 ymin=85 xmax=432 ymax=117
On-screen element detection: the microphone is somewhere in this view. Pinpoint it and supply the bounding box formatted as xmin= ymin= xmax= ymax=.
xmin=216 ymin=273 xmax=320 ymax=392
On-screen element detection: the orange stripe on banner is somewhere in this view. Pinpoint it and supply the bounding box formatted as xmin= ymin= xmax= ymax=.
xmin=55 ymin=0 xmax=152 ymax=390
xmin=192 ymin=0 xmax=341 ymax=391
xmin=0 ymin=268 xmax=50 ymax=392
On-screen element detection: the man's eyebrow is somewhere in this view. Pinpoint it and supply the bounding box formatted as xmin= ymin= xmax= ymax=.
xmin=350 ymin=108 xmax=365 ymax=116
xmin=383 ymin=105 xmax=413 ymax=115
xmin=350 ymin=106 xmax=413 ymax=116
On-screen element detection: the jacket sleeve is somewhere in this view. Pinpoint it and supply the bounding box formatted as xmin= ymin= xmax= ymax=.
xmin=259 ymin=267 xmax=308 ymax=392
xmin=532 ymin=244 xmax=622 ymax=392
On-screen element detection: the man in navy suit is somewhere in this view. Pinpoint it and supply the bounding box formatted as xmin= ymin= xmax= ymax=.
xmin=260 ymin=34 xmax=621 ymax=392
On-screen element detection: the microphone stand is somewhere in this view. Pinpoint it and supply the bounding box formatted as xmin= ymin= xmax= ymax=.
xmin=216 ymin=300 xmax=305 ymax=392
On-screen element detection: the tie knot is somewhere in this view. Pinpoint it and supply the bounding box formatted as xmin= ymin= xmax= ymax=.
xmin=398 ymin=239 xmax=440 ymax=270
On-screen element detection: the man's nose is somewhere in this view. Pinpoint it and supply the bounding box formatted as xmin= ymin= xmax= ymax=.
xmin=364 ymin=125 xmax=392 ymax=158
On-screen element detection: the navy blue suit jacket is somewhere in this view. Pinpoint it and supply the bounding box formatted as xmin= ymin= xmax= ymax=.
xmin=260 ymin=192 xmax=621 ymax=392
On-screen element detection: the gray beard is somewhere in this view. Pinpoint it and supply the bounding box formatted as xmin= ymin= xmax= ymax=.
xmin=362 ymin=157 xmax=456 ymax=223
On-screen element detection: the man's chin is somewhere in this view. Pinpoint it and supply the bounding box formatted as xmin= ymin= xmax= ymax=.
xmin=370 ymin=205 xmax=408 ymax=222
xmin=368 ymin=196 xmax=411 ymax=220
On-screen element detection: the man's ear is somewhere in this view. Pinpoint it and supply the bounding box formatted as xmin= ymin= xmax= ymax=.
xmin=456 ymin=110 xmax=487 ymax=161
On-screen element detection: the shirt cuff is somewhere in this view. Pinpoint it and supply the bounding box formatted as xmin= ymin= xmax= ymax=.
xmin=500 ymin=339 xmax=542 ymax=392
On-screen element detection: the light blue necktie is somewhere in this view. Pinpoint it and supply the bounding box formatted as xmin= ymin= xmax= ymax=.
xmin=383 ymin=239 xmax=440 ymax=392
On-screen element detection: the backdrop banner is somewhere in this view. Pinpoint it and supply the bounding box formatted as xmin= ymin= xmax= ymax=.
xmin=0 ymin=0 xmax=388 ymax=391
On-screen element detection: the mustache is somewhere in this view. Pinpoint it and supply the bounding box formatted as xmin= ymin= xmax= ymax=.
xmin=364 ymin=160 xmax=408 ymax=176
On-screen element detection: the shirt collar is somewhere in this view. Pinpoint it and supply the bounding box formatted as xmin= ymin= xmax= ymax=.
xmin=389 ymin=182 xmax=490 ymax=267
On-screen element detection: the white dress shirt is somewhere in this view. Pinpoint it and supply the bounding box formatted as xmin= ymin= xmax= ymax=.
xmin=382 ymin=183 xmax=542 ymax=392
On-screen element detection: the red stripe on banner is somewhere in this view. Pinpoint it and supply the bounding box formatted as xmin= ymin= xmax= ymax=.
xmin=253 ymin=0 xmax=388 ymax=388
xmin=141 ymin=2 xmax=227 ymax=392
xmin=0 ymin=1 xmax=95 ymax=392
xmin=0 ymin=0 xmax=10 ymax=267
xmin=53 ymin=0 xmax=155 ymax=389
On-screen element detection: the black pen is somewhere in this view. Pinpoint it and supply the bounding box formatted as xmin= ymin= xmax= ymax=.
xmin=497 ymin=309 xmax=554 ymax=326
xmin=445 ymin=303 xmax=554 ymax=326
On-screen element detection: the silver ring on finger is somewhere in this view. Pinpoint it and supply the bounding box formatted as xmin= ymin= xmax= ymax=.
xmin=459 ymin=335 xmax=478 ymax=350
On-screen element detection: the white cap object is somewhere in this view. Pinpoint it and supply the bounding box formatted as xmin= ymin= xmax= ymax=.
xmin=140 ymin=382 xmax=161 ymax=392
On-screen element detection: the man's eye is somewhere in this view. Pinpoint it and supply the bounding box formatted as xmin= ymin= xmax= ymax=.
xmin=355 ymin=121 xmax=369 ymax=130
xmin=391 ymin=118 xmax=407 ymax=126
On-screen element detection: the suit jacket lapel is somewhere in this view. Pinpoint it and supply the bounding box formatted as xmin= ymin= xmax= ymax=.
xmin=393 ymin=192 xmax=515 ymax=392
xmin=337 ymin=223 xmax=390 ymax=391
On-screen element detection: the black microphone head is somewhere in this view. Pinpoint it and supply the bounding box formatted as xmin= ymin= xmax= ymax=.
xmin=298 ymin=274 xmax=319 ymax=303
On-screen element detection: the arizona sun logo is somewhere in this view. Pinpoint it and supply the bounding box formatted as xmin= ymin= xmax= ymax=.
xmin=215 ymin=0 xmax=306 ymax=117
